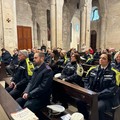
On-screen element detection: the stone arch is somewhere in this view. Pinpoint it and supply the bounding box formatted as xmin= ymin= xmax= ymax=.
xmin=28 ymin=0 xmax=50 ymax=48
xmin=90 ymin=30 xmax=97 ymax=51
xmin=70 ymin=9 xmax=80 ymax=50
xmin=62 ymin=0 xmax=80 ymax=50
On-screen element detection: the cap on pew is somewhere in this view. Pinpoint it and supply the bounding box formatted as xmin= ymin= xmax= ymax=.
xmin=70 ymin=112 xmax=84 ymax=120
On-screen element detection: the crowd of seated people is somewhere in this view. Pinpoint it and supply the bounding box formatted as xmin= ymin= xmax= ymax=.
xmin=0 ymin=46 xmax=120 ymax=120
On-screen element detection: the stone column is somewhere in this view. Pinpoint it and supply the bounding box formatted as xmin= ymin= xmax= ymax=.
xmin=32 ymin=17 xmax=37 ymax=48
xmin=80 ymin=0 xmax=86 ymax=51
xmin=0 ymin=0 xmax=4 ymax=49
xmin=56 ymin=0 xmax=64 ymax=48
xmin=50 ymin=0 xmax=56 ymax=49
xmin=1 ymin=0 xmax=17 ymax=53
xmin=80 ymin=0 xmax=92 ymax=51
xmin=85 ymin=0 xmax=92 ymax=48
xmin=100 ymin=14 xmax=107 ymax=50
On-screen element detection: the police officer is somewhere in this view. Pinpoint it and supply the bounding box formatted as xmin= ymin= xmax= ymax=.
xmin=16 ymin=52 xmax=53 ymax=114
xmin=6 ymin=50 xmax=34 ymax=99
xmin=60 ymin=53 xmax=84 ymax=86
xmin=77 ymin=52 xmax=120 ymax=120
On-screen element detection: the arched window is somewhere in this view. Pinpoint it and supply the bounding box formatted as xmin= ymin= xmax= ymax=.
xmin=91 ymin=6 xmax=99 ymax=21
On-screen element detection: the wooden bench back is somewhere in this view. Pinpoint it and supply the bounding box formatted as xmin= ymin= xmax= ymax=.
xmin=82 ymin=64 xmax=93 ymax=72
xmin=0 ymin=84 xmax=22 ymax=119
xmin=0 ymin=63 xmax=8 ymax=80
xmin=53 ymin=78 xmax=98 ymax=120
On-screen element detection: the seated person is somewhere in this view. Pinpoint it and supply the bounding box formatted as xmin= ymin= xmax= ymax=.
xmin=77 ymin=52 xmax=120 ymax=120
xmin=6 ymin=48 xmax=19 ymax=76
xmin=1 ymin=48 xmax=11 ymax=65
xmin=16 ymin=52 xmax=53 ymax=115
xmin=83 ymin=50 xmax=93 ymax=65
xmin=53 ymin=53 xmax=84 ymax=108
xmin=49 ymin=49 xmax=60 ymax=75
xmin=111 ymin=51 xmax=120 ymax=71
xmin=57 ymin=53 xmax=84 ymax=86
xmin=6 ymin=50 xmax=34 ymax=99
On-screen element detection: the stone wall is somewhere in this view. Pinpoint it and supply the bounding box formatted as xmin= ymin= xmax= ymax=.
xmin=70 ymin=10 xmax=80 ymax=50
xmin=105 ymin=1 xmax=120 ymax=50
xmin=0 ymin=0 xmax=3 ymax=52
xmin=16 ymin=0 xmax=50 ymax=49
xmin=16 ymin=0 xmax=33 ymax=47
xmin=91 ymin=20 xmax=101 ymax=49
xmin=62 ymin=4 xmax=71 ymax=50
xmin=62 ymin=1 xmax=78 ymax=50
xmin=35 ymin=1 xmax=50 ymax=48
xmin=1 ymin=0 xmax=17 ymax=53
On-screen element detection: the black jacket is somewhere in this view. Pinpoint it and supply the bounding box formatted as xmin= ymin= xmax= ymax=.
xmin=24 ymin=62 xmax=53 ymax=100
xmin=111 ymin=61 xmax=120 ymax=72
xmin=1 ymin=51 xmax=11 ymax=65
xmin=60 ymin=61 xmax=84 ymax=86
xmin=84 ymin=64 xmax=119 ymax=100
xmin=12 ymin=59 xmax=31 ymax=90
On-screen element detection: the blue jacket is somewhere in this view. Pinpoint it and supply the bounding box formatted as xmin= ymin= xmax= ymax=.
xmin=84 ymin=64 xmax=119 ymax=100
xmin=1 ymin=51 xmax=11 ymax=65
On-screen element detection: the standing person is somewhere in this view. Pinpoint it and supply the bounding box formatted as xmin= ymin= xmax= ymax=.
xmin=6 ymin=50 xmax=34 ymax=99
xmin=16 ymin=52 xmax=53 ymax=114
xmin=77 ymin=52 xmax=120 ymax=120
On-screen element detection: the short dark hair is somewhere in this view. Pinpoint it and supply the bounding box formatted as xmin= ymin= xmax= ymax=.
xmin=38 ymin=52 xmax=45 ymax=58
xmin=1 ymin=48 xmax=5 ymax=51
xmin=73 ymin=53 xmax=80 ymax=63
xmin=101 ymin=52 xmax=111 ymax=62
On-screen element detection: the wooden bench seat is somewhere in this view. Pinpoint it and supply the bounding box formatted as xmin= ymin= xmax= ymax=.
xmin=81 ymin=64 xmax=94 ymax=77
xmin=42 ymin=78 xmax=98 ymax=120
xmin=42 ymin=78 xmax=120 ymax=120
xmin=0 ymin=84 xmax=22 ymax=120
xmin=0 ymin=104 xmax=9 ymax=120
xmin=0 ymin=63 xmax=8 ymax=80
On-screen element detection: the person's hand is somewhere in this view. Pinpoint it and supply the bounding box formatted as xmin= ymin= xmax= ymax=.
xmin=13 ymin=84 xmax=17 ymax=89
xmin=62 ymin=78 xmax=66 ymax=81
xmin=22 ymin=93 xmax=28 ymax=99
xmin=9 ymin=82 xmax=15 ymax=88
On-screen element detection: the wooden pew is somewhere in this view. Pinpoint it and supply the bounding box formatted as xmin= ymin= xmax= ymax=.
xmin=0 ymin=84 xmax=22 ymax=120
xmin=0 ymin=62 xmax=8 ymax=80
xmin=0 ymin=104 xmax=9 ymax=120
xmin=42 ymin=78 xmax=98 ymax=120
xmin=0 ymin=62 xmax=12 ymax=87
xmin=82 ymin=63 xmax=93 ymax=72
xmin=81 ymin=63 xmax=94 ymax=77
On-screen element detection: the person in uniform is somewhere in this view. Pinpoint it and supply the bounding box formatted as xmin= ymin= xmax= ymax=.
xmin=6 ymin=50 xmax=34 ymax=99
xmin=16 ymin=52 xmax=53 ymax=114
xmin=77 ymin=52 xmax=120 ymax=120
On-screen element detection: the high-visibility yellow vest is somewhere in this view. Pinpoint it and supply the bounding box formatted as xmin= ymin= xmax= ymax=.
xmin=26 ymin=58 xmax=34 ymax=76
xmin=112 ymin=68 xmax=120 ymax=86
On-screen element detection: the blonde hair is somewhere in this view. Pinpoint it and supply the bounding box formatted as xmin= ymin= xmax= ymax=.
xmin=114 ymin=51 xmax=120 ymax=60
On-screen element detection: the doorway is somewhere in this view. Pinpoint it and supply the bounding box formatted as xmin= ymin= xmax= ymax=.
xmin=90 ymin=30 xmax=97 ymax=51
xmin=17 ymin=26 xmax=32 ymax=50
